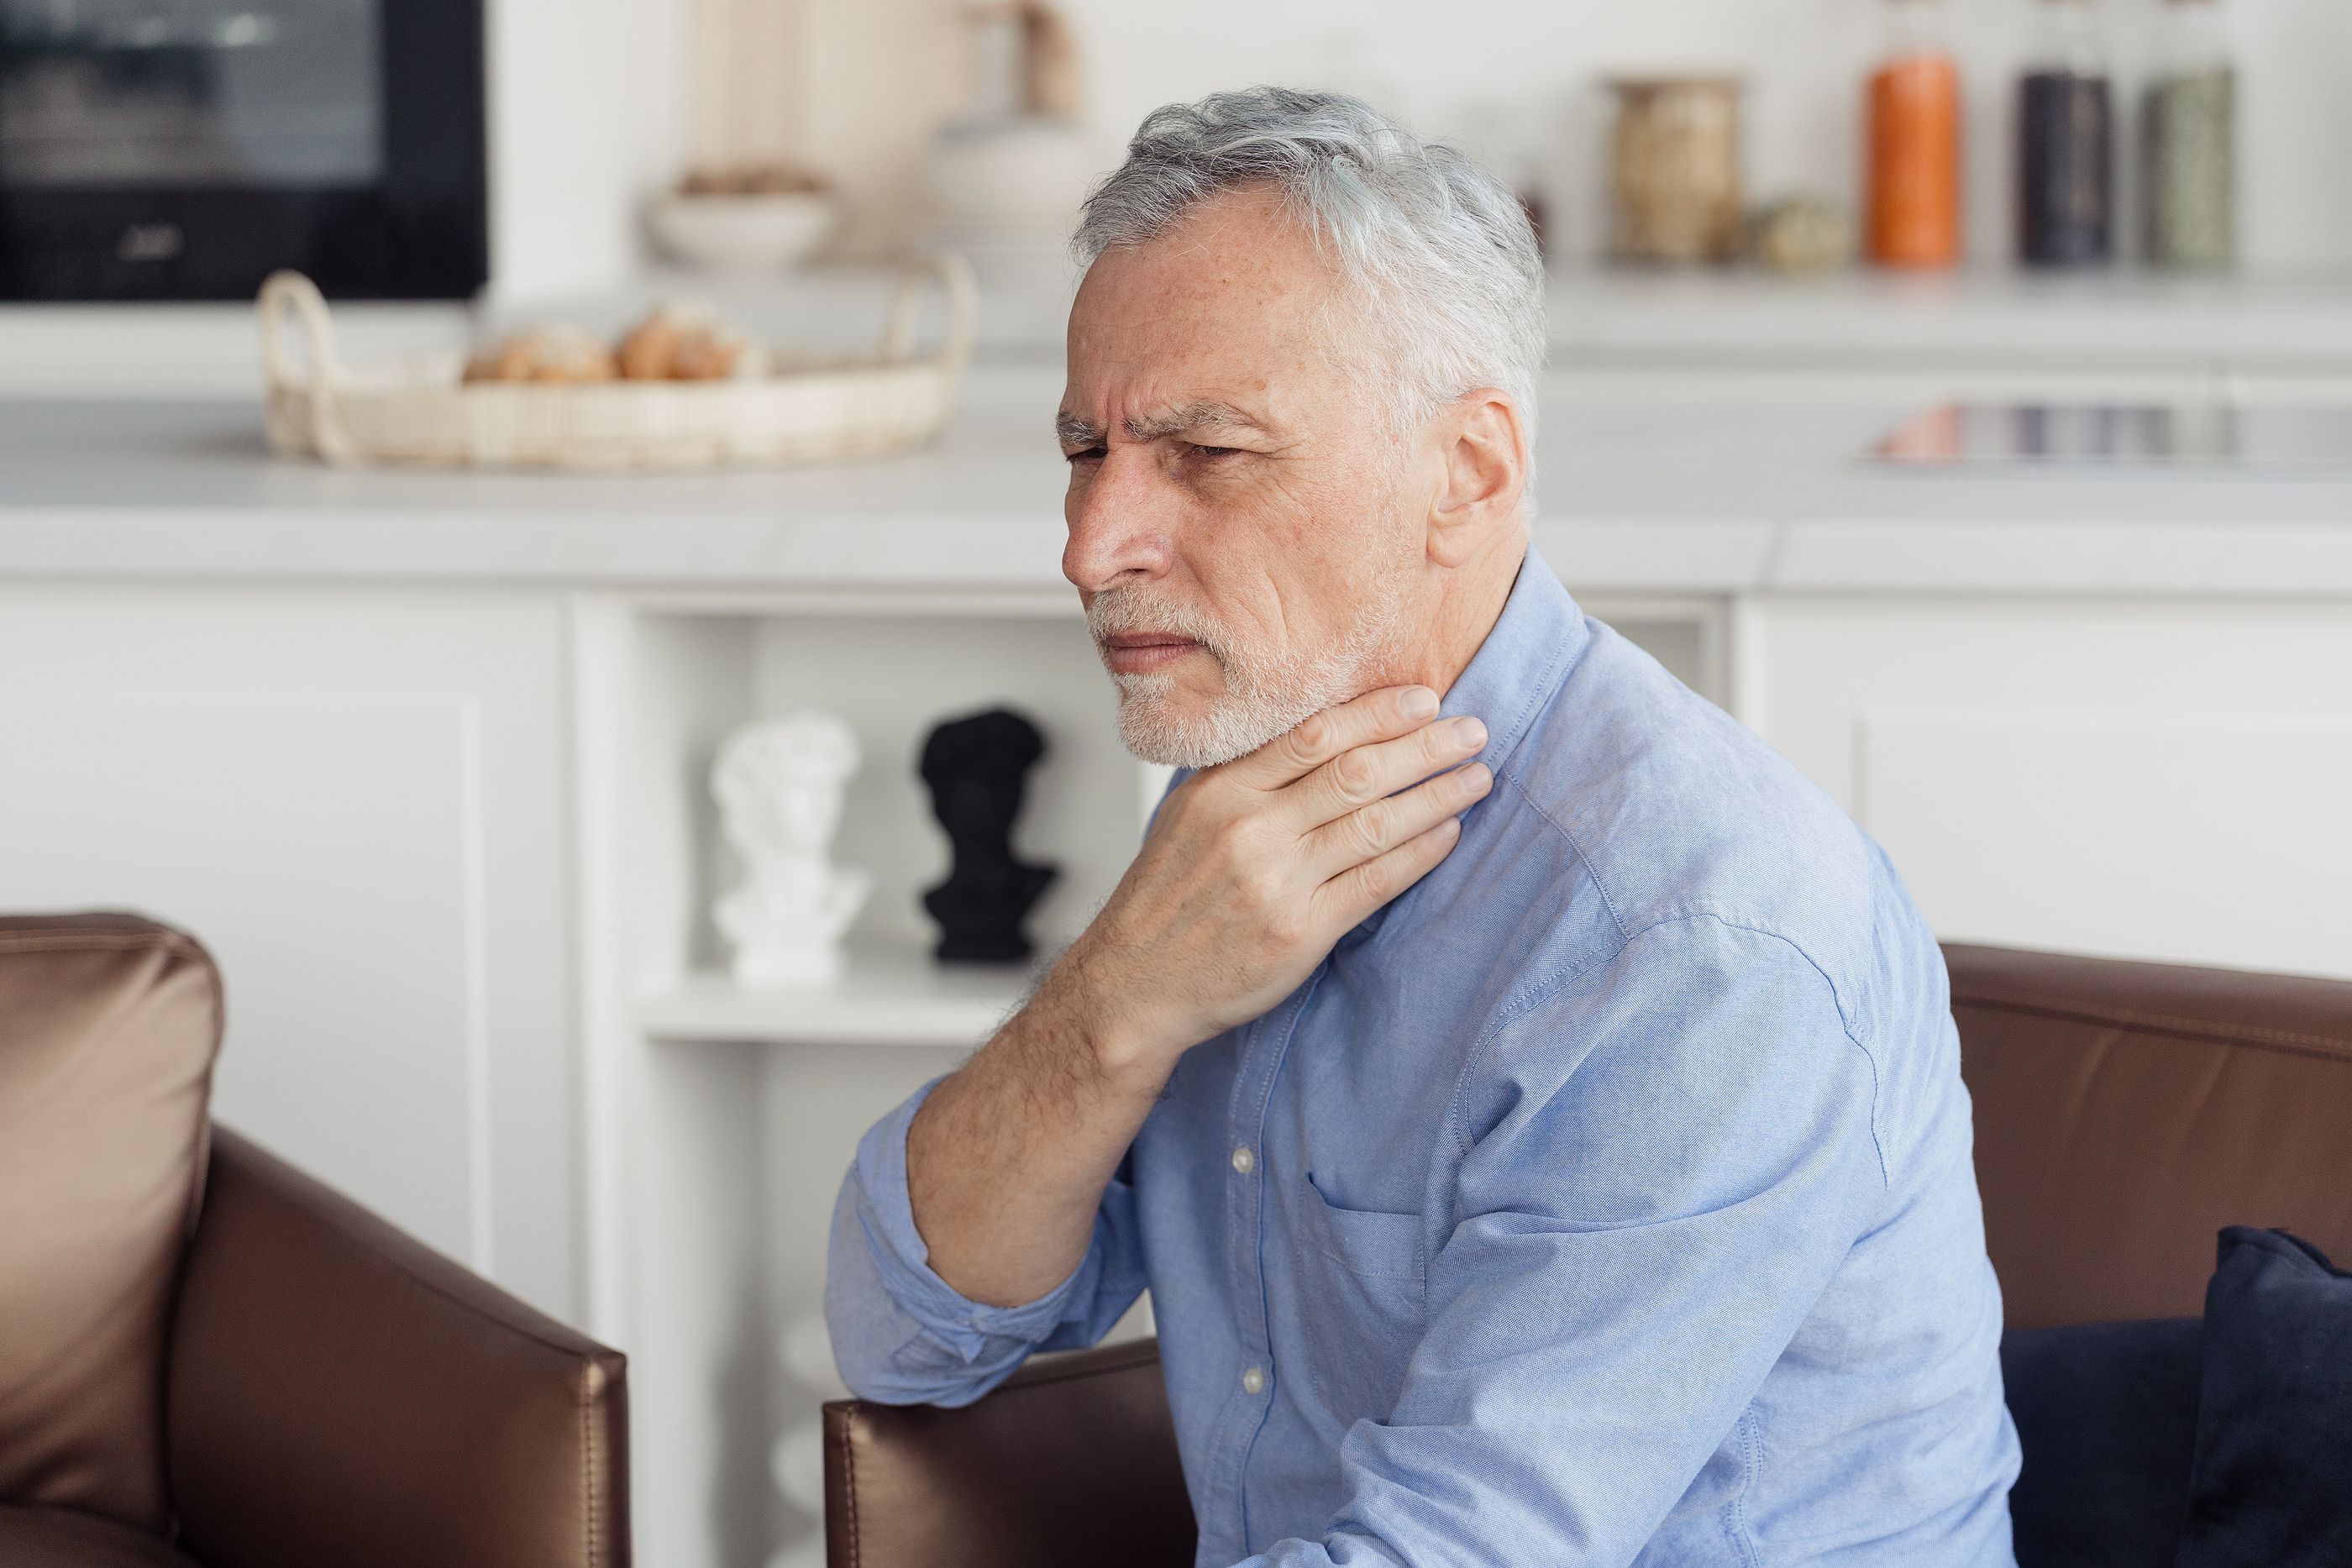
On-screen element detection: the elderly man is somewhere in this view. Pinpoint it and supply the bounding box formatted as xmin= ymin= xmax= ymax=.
xmin=827 ymin=88 xmax=2019 ymax=1566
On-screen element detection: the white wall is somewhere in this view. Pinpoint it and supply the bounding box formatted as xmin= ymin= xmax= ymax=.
xmin=487 ymin=0 xmax=688 ymax=300
xmin=789 ymin=0 xmax=2352 ymax=272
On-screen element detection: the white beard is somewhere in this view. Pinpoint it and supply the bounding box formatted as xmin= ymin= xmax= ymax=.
xmin=1088 ymin=565 xmax=1415 ymax=769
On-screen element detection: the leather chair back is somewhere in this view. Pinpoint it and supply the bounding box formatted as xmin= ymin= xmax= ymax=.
xmin=0 ymin=914 xmax=221 ymax=1536
xmin=1950 ymin=943 xmax=2352 ymax=1329
xmin=822 ymin=1338 xmax=1193 ymax=1568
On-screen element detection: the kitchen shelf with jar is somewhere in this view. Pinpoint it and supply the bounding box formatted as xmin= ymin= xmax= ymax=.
xmin=501 ymin=262 xmax=2352 ymax=387
xmin=558 ymin=262 xmax=2352 ymax=390
xmin=1543 ymin=265 xmax=2352 ymax=385
xmin=11 ymin=265 xmax=2352 ymax=404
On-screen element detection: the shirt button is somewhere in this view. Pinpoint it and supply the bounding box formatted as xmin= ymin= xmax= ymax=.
xmin=1230 ymin=1146 xmax=1255 ymax=1175
xmin=1241 ymin=1365 xmax=1266 ymax=1395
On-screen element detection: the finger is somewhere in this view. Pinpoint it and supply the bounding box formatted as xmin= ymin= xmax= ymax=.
xmin=1310 ymin=815 xmax=1464 ymax=931
xmin=1285 ymin=713 xmax=1488 ymax=830
xmin=1303 ymin=759 xmax=1491 ymax=878
xmin=1222 ymin=684 xmax=1440 ymax=790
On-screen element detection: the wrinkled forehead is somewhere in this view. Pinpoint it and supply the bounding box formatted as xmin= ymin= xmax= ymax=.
xmin=1063 ymin=187 xmax=1371 ymax=427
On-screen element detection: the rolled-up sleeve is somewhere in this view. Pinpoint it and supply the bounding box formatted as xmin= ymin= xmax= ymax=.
xmin=825 ymin=1075 xmax=1150 ymax=1408
xmin=1240 ymin=915 xmax=1892 ymax=1567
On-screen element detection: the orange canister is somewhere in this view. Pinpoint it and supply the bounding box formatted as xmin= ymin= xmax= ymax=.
xmin=1866 ymin=0 xmax=1962 ymax=269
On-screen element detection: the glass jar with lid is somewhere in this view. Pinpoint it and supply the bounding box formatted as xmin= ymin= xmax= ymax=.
xmin=1866 ymin=0 xmax=1963 ymax=269
xmin=2145 ymin=0 xmax=2235 ymax=269
xmin=2017 ymin=0 xmax=2115 ymax=267
xmin=1606 ymin=75 xmax=1743 ymax=265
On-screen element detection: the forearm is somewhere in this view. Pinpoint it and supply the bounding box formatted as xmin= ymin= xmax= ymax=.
xmin=907 ymin=949 xmax=1170 ymax=1307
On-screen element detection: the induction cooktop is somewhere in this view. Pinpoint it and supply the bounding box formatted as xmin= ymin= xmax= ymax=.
xmin=1871 ymin=404 xmax=2352 ymax=470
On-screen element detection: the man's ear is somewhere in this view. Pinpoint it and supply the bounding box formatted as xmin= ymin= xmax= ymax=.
xmin=1425 ymin=390 xmax=1527 ymax=568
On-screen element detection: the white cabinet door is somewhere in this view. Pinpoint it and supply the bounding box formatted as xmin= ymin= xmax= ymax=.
xmin=1741 ymin=595 xmax=2352 ymax=980
xmin=0 ymin=588 xmax=579 ymax=1320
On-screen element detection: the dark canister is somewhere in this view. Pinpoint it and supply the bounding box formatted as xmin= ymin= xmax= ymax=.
xmin=2018 ymin=0 xmax=2115 ymax=267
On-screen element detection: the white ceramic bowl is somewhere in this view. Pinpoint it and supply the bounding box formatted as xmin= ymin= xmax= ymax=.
xmin=925 ymin=118 xmax=1094 ymax=228
xmin=646 ymin=191 xmax=838 ymax=273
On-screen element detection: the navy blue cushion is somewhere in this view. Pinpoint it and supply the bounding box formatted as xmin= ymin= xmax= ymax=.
xmin=2001 ymin=1317 xmax=2202 ymax=1568
xmin=2176 ymin=1227 xmax=2352 ymax=1568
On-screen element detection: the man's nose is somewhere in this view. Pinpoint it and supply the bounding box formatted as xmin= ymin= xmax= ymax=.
xmin=1063 ymin=449 xmax=1173 ymax=592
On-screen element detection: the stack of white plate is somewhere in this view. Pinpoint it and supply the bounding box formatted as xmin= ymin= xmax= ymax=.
xmin=924 ymin=220 xmax=1073 ymax=284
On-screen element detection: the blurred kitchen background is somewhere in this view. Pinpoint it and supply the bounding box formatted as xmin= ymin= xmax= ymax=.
xmin=5 ymin=3 xmax=2351 ymax=1568
xmin=7 ymin=0 xmax=2352 ymax=387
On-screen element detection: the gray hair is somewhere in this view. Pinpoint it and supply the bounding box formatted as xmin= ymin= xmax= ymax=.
xmin=1074 ymin=87 xmax=1546 ymax=458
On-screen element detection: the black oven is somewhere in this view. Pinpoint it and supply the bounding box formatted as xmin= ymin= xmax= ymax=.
xmin=0 ymin=0 xmax=486 ymax=299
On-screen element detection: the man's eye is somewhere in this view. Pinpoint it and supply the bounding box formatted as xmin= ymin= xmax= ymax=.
xmin=1189 ymin=443 xmax=1243 ymax=461
xmin=1065 ymin=445 xmax=1105 ymax=465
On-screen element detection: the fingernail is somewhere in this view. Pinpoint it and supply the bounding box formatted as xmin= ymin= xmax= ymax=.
xmin=1452 ymin=717 xmax=1488 ymax=748
xmin=1461 ymin=762 xmax=1493 ymax=792
xmin=1399 ymin=687 xmax=1439 ymax=719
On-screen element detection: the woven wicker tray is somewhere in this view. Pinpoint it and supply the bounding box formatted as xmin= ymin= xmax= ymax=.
xmin=258 ymin=257 xmax=976 ymax=469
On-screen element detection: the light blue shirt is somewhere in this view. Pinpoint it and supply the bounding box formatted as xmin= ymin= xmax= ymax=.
xmin=827 ymin=548 xmax=2020 ymax=1566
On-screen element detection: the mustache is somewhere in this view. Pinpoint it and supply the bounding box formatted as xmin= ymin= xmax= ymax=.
xmin=1085 ymin=589 xmax=1231 ymax=666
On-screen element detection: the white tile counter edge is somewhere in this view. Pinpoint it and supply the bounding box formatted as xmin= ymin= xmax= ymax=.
xmin=13 ymin=506 xmax=2351 ymax=598
xmin=7 ymin=371 xmax=2352 ymax=597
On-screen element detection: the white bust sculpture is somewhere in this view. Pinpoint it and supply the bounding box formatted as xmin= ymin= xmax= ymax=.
xmin=712 ymin=711 xmax=873 ymax=988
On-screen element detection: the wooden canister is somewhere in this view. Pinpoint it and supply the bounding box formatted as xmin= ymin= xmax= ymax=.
xmin=1607 ymin=76 xmax=1743 ymax=265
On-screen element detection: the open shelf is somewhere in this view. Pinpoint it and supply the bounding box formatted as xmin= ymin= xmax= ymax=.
xmin=1545 ymin=266 xmax=2352 ymax=369
xmin=637 ymin=941 xmax=1034 ymax=1046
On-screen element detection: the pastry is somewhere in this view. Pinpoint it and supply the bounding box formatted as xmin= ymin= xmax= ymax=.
xmin=616 ymin=304 xmax=758 ymax=381
xmin=462 ymin=326 xmax=618 ymax=384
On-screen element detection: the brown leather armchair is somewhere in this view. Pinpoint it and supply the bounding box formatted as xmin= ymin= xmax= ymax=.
xmin=0 ymin=912 xmax=630 ymax=1568
xmin=822 ymin=942 xmax=2352 ymax=1568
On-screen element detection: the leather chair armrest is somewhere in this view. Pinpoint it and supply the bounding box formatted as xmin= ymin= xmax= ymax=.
xmin=164 ymin=1127 xmax=628 ymax=1568
xmin=823 ymin=1338 xmax=1194 ymax=1568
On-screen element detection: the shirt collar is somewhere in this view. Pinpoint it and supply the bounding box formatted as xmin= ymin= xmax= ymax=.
xmin=1436 ymin=540 xmax=1587 ymax=784
xmin=1336 ymin=541 xmax=1588 ymax=949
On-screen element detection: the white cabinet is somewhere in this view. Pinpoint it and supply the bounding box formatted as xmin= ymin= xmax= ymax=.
xmin=1740 ymin=595 xmax=2352 ymax=980
xmin=0 ymin=587 xmax=579 ymax=1319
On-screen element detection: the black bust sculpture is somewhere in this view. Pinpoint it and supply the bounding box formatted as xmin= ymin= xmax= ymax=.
xmin=918 ymin=707 xmax=1058 ymax=963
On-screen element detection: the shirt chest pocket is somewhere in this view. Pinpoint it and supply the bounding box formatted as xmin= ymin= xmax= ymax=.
xmin=1290 ymin=1174 xmax=1426 ymax=1420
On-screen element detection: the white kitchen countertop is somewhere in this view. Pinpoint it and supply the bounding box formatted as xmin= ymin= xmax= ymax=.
xmin=3 ymin=366 xmax=2350 ymax=597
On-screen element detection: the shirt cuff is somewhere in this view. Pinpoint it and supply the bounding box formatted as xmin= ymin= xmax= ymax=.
xmin=852 ymin=1075 xmax=1098 ymax=1364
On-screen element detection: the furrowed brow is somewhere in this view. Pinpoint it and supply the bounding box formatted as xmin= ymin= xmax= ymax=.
xmin=1124 ymin=402 xmax=1267 ymax=443
xmin=1056 ymin=412 xmax=1104 ymax=449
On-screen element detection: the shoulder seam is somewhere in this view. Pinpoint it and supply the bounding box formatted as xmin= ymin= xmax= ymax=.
xmin=1494 ymin=766 xmax=1631 ymax=943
